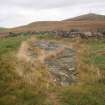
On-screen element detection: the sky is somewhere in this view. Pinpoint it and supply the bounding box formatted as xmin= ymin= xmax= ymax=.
xmin=0 ymin=0 xmax=105 ymax=27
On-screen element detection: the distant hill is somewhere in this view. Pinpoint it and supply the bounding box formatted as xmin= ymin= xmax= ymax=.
xmin=64 ymin=13 xmax=105 ymax=21
xmin=0 ymin=27 xmax=7 ymax=32
xmin=1 ymin=13 xmax=105 ymax=37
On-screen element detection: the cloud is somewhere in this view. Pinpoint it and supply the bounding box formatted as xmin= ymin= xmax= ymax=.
xmin=1 ymin=0 xmax=104 ymax=9
xmin=0 ymin=0 xmax=105 ymax=27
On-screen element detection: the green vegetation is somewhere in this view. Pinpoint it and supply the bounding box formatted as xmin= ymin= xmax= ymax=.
xmin=0 ymin=35 xmax=51 ymax=105
xmin=0 ymin=35 xmax=30 ymax=55
xmin=0 ymin=35 xmax=105 ymax=105
xmin=0 ymin=55 xmax=50 ymax=105
xmin=57 ymin=39 xmax=105 ymax=105
xmin=58 ymin=83 xmax=105 ymax=105
xmin=36 ymin=34 xmax=58 ymax=40
xmin=86 ymin=40 xmax=105 ymax=69
xmin=0 ymin=28 xmax=6 ymax=32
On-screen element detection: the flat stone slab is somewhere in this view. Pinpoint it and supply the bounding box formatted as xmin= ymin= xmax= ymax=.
xmin=31 ymin=40 xmax=76 ymax=86
xmin=33 ymin=40 xmax=61 ymax=51
xmin=45 ymin=48 xmax=76 ymax=86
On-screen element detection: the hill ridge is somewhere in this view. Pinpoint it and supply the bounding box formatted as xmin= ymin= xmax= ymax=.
xmin=64 ymin=13 xmax=105 ymax=21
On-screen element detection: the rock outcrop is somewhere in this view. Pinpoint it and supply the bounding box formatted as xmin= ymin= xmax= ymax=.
xmin=32 ymin=40 xmax=76 ymax=86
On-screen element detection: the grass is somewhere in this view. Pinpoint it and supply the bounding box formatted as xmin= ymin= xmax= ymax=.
xmin=0 ymin=35 xmax=105 ymax=105
xmin=0 ymin=35 xmax=30 ymax=55
xmin=36 ymin=34 xmax=59 ymax=40
xmin=0 ymin=35 xmax=51 ymax=105
xmin=55 ymin=39 xmax=105 ymax=105
xmin=85 ymin=40 xmax=105 ymax=70
xmin=87 ymin=40 xmax=105 ymax=51
xmin=0 ymin=55 xmax=49 ymax=105
xmin=58 ymin=83 xmax=105 ymax=105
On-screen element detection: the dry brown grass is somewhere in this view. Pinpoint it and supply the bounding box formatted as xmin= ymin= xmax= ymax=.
xmin=44 ymin=47 xmax=65 ymax=61
xmin=17 ymin=41 xmax=30 ymax=61
xmin=71 ymin=38 xmax=102 ymax=84
xmin=4 ymin=20 xmax=105 ymax=34
xmin=16 ymin=37 xmax=57 ymax=87
xmin=17 ymin=36 xmax=104 ymax=86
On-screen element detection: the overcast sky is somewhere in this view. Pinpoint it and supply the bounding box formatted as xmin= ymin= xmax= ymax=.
xmin=0 ymin=0 xmax=105 ymax=27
